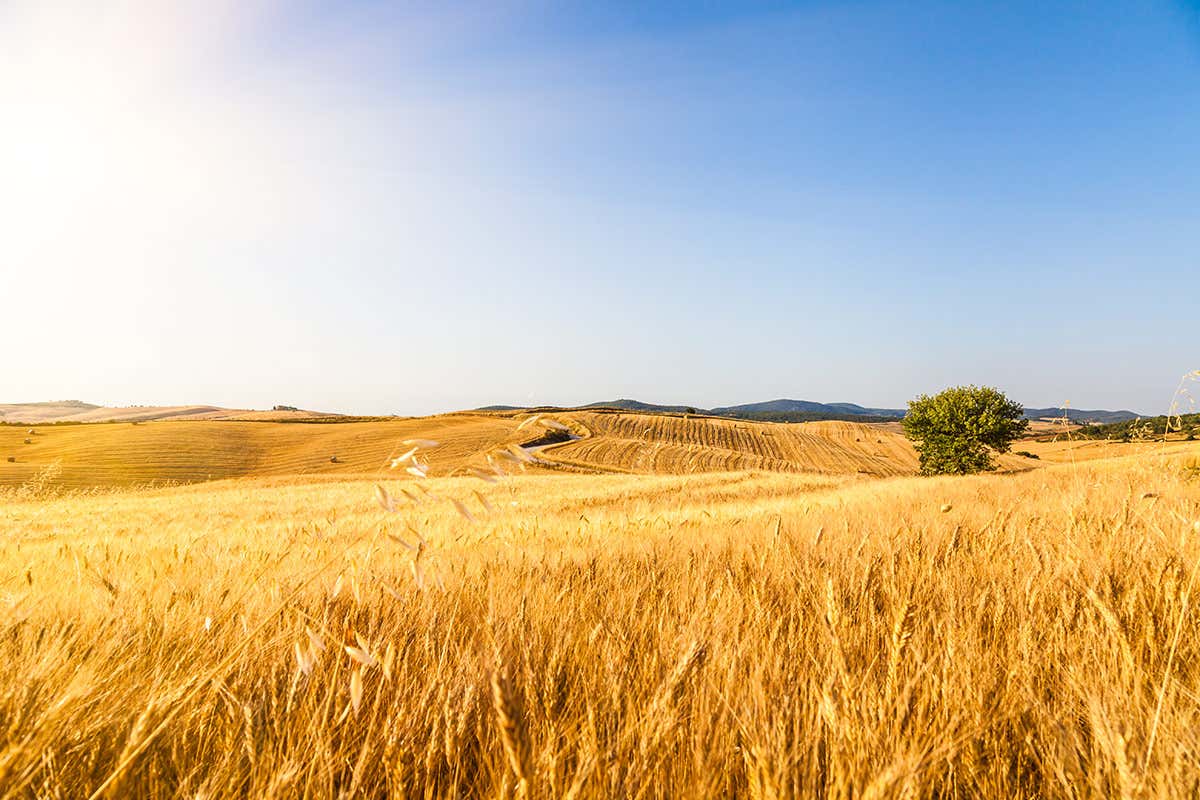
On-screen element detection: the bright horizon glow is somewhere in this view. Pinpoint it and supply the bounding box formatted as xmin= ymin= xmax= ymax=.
xmin=3 ymin=1 xmax=1198 ymax=417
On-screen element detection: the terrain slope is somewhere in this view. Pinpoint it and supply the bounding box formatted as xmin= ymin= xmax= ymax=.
xmin=4 ymin=408 xmax=1184 ymax=489
xmin=0 ymin=414 xmax=521 ymax=488
xmin=0 ymin=401 xmax=338 ymax=424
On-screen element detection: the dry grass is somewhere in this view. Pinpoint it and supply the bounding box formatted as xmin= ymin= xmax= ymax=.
xmin=3 ymin=445 xmax=1200 ymax=796
xmin=1017 ymin=438 xmax=1200 ymax=465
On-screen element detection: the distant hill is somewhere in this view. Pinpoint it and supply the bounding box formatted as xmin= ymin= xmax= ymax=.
xmin=581 ymin=399 xmax=701 ymax=413
xmin=1022 ymin=407 xmax=1142 ymax=424
xmin=478 ymin=397 xmax=1144 ymax=425
xmin=0 ymin=401 xmax=340 ymax=424
xmin=1072 ymin=412 xmax=1200 ymax=439
xmin=712 ymin=399 xmax=906 ymax=417
xmin=479 ymin=398 xmax=906 ymax=422
xmin=0 ymin=401 xmax=101 ymax=423
xmin=480 ymin=399 xmax=708 ymax=414
xmin=15 ymin=398 xmax=1141 ymax=427
xmin=826 ymin=402 xmax=908 ymax=416
xmin=714 ymin=409 xmax=904 ymax=424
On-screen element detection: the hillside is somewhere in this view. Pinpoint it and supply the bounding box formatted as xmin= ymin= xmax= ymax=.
xmin=711 ymin=399 xmax=906 ymax=417
xmin=0 ymin=410 xmax=926 ymax=489
xmin=0 ymin=400 xmax=102 ymax=423
xmin=6 ymin=410 xmax=933 ymax=488
xmin=581 ymin=399 xmax=701 ymax=413
xmin=0 ymin=414 xmax=524 ymax=488
xmin=517 ymin=398 xmax=907 ymax=418
xmin=0 ymin=401 xmax=339 ymax=424
xmin=1072 ymin=412 xmax=1200 ymax=439
xmin=537 ymin=412 xmax=920 ymax=476
xmin=1022 ymin=406 xmax=1142 ymax=423
xmin=478 ymin=398 xmax=1145 ymax=424
xmin=6 ymin=406 xmax=1179 ymax=490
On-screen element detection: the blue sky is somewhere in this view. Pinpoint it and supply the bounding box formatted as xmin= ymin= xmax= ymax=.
xmin=3 ymin=0 xmax=1198 ymax=415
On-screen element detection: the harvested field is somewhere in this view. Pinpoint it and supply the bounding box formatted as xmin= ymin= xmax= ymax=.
xmin=0 ymin=414 xmax=524 ymax=488
xmin=4 ymin=407 xmax=1182 ymax=491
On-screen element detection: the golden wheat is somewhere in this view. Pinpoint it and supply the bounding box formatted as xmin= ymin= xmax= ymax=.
xmin=1 ymin=439 xmax=1200 ymax=796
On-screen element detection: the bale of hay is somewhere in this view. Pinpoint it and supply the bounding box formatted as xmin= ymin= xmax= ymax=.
xmin=329 ymin=455 xmax=339 ymax=463
xmin=23 ymin=438 xmax=32 ymax=445
xmin=6 ymin=456 xmax=14 ymax=463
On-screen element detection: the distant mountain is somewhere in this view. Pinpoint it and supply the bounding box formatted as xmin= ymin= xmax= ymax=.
xmin=1022 ymin=407 xmax=1142 ymax=424
xmin=476 ymin=398 xmax=1144 ymax=425
xmin=581 ymin=399 xmax=701 ymax=413
xmin=481 ymin=398 xmax=907 ymax=421
xmin=476 ymin=399 xmax=700 ymax=414
xmin=711 ymin=399 xmax=906 ymax=418
xmin=825 ymin=402 xmax=909 ymax=417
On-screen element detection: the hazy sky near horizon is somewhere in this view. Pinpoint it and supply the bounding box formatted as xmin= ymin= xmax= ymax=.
xmin=3 ymin=0 xmax=1198 ymax=416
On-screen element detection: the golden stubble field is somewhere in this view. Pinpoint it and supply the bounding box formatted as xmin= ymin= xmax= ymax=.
xmin=3 ymin=408 xmax=1149 ymax=491
xmin=3 ymin=432 xmax=1200 ymax=797
xmin=0 ymin=414 xmax=527 ymax=489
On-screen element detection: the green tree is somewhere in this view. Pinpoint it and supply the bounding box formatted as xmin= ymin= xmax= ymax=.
xmin=902 ymin=385 xmax=1029 ymax=475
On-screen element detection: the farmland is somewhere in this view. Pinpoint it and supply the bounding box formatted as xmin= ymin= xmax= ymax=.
xmin=4 ymin=410 xmax=1200 ymax=797
xmin=1 ymin=411 xmax=925 ymax=489
xmin=2 ymin=431 xmax=1200 ymax=796
xmin=2 ymin=408 xmax=1123 ymax=491
xmin=0 ymin=414 xmax=522 ymax=489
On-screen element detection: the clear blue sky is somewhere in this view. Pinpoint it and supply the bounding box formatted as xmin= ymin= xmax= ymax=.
xmin=3 ymin=0 xmax=1198 ymax=415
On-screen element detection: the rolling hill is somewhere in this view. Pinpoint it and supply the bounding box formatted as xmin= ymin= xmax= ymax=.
xmin=536 ymin=412 xmax=919 ymax=476
xmin=1021 ymin=406 xmax=1143 ymax=424
xmin=710 ymin=399 xmax=906 ymax=417
xmin=0 ymin=407 xmax=1058 ymax=489
xmin=482 ymin=398 xmax=1144 ymax=423
xmin=0 ymin=414 xmax=522 ymax=488
xmin=0 ymin=401 xmax=340 ymax=424
xmin=528 ymin=410 xmax=1058 ymax=477
xmin=4 ymin=402 xmax=1171 ymax=490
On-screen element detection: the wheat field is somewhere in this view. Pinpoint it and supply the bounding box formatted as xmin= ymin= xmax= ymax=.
xmin=3 ymin=422 xmax=1200 ymax=797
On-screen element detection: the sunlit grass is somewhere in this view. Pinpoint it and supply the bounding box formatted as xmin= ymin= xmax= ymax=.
xmin=3 ymin=450 xmax=1200 ymax=796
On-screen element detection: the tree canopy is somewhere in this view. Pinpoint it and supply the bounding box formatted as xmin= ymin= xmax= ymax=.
xmin=902 ymin=386 xmax=1028 ymax=475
